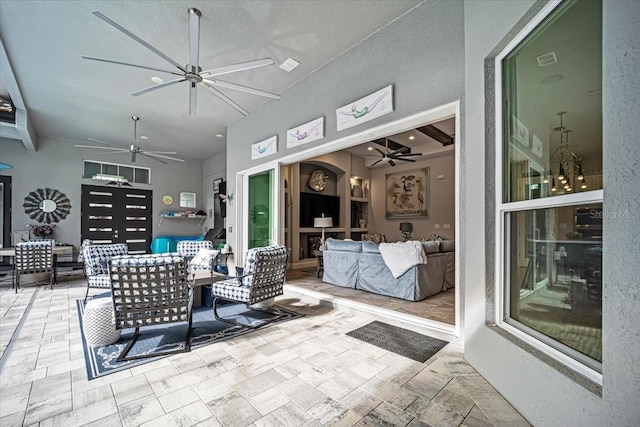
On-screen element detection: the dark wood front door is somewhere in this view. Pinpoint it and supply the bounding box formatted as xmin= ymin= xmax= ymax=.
xmin=81 ymin=185 xmax=153 ymax=254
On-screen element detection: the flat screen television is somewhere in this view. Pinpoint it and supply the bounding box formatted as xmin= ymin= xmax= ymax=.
xmin=299 ymin=192 xmax=340 ymax=228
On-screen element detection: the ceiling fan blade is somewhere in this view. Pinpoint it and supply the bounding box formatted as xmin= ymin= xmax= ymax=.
xmin=200 ymin=58 xmax=275 ymax=78
xmin=140 ymin=153 xmax=168 ymax=165
xmin=74 ymin=144 xmax=127 ymax=151
xmin=203 ymin=79 xmax=281 ymax=100
xmin=143 ymin=151 xmax=179 ymax=155
xmin=388 ymin=159 xmax=396 ymax=167
xmin=87 ymin=137 xmax=123 ymax=147
xmin=142 ymin=153 xmax=185 ymax=162
xmin=188 ymin=8 xmax=200 ymax=70
xmin=388 ymin=146 xmax=409 ymax=156
xmin=370 ymin=158 xmax=383 ymax=166
xmin=81 ymin=56 xmax=183 ymax=76
xmin=93 ymin=149 xmax=131 ymax=156
xmin=92 ymin=11 xmax=186 ymax=73
xmin=201 ymin=81 xmax=249 ymax=116
xmin=395 ymin=152 xmax=423 ymax=157
xmin=131 ymin=77 xmax=186 ymax=96
xmin=189 ymin=83 xmax=197 ymax=116
xmin=374 ymin=148 xmax=386 ymax=157
xmin=397 ymin=158 xmax=416 ymax=162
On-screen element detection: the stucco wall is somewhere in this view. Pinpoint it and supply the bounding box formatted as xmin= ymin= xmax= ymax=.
xmin=225 ymin=0 xmax=464 ymax=254
xmin=464 ymin=0 xmax=640 ymax=425
xmin=0 ymin=136 xmax=204 ymax=250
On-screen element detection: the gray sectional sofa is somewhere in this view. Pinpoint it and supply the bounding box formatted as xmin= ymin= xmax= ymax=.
xmin=322 ymin=238 xmax=455 ymax=301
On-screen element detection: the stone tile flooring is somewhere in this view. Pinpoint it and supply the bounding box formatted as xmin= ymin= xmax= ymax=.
xmin=0 ymin=275 xmax=529 ymax=426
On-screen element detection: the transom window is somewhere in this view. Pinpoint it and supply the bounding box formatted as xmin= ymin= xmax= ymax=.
xmin=496 ymin=0 xmax=603 ymax=379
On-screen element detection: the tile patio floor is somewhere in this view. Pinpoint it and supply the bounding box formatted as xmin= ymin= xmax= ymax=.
xmin=0 ymin=274 xmax=529 ymax=426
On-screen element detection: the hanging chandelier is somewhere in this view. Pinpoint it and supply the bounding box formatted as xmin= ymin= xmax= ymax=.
xmin=543 ymin=111 xmax=587 ymax=193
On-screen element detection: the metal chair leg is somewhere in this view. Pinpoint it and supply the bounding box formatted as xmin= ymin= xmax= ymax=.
xmin=212 ymin=297 xmax=283 ymax=329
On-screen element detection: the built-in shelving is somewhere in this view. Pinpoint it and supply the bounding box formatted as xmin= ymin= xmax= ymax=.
xmin=159 ymin=215 xmax=206 ymax=226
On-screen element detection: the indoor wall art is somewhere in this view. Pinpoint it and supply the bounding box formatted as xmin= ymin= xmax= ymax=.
xmin=286 ymin=117 xmax=324 ymax=148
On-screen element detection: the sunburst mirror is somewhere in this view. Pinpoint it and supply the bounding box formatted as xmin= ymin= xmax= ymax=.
xmin=23 ymin=188 xmax=71 ymax=223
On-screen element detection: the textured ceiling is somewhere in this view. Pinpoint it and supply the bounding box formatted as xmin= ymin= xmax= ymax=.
xmin=0 ymin=0 xmax=422 ymax=161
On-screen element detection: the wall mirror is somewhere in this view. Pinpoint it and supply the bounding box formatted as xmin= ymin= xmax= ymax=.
xmin=23 ymin=188 xmax=71 ymax=223
xmin=180 ymin=192 xmax=196 ymax=208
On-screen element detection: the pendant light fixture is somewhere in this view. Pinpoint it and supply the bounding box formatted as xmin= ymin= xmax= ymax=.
xmin=545 ymin=112 xmax=587 ymax=194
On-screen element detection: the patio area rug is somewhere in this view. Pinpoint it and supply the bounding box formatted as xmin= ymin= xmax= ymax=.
xmin=346 ymin=320 xmax=448 ymax=363
xmin=76 ymin=299 xmax=303 ymax=380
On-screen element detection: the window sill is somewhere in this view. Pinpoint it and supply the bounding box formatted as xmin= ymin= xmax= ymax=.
xmin=487 ymin=322 xmax=602 ymax=397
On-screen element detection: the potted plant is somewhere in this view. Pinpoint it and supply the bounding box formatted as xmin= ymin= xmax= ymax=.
xmin=30 ymin=223 xmax=56 ymax=239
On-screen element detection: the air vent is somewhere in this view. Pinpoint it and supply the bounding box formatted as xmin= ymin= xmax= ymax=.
xmin=279 ymin=58 xmax=300 ymax=72
xmin=536 ymin=51 xmax=558 ymax=66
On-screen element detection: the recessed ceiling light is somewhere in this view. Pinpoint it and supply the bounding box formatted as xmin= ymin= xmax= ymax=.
xmin=408 ymin=135 xmax=415 ymax=140
xmin=279 ymin=58 xmax=300 ymax=72
xmin=367 ymin=147 xmax=373 ymax=151
xmin=151 ymin=76 xmax=164 ymax=84
xmin=216 ymin=134 xmax=224 ymax=138
xmin=140 ymin=135 xmax=149 ymax=140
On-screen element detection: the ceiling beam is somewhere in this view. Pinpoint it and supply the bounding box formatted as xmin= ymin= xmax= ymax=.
xmin=371 ymin=138 xmax=410 ymax=153
xmin=416 ymin=124 xmax=454 ymax=146
xmin=0 ymin=39 xmax=37 ymax=151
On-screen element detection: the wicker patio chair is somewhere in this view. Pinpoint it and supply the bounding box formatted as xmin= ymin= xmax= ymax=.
xmin=82 ymin=243 xmax=129 ymax=302
xmin=109 ymin=253 xmax=193 ymax=361
xmin=211 ymin=245 xmax=288 ymax=329
xmin=13 ymin=239 xmax=55 ymax=293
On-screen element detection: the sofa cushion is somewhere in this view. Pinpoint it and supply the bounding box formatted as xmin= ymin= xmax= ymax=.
xmin=362 ymin=241 xmax=381 ymax=254
xmin=421 ymin=241 xmax=440 ymax=254
xmin=440 ymin=239 xmax=455 ymax=253
xmin=325 ymin=238 xmax=362 ymax=253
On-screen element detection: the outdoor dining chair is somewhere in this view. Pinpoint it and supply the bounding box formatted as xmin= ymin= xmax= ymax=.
xmin=210 ymin=244 xmax=288 ymax=329
xmin=109 ymin=253 xmax=193 ymax=361
xmin=13 ymin=239 xmax=55 ymax=293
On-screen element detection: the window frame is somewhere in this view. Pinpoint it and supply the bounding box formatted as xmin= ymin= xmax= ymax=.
xmin=493 ymin=0 xmax=603 ymax=385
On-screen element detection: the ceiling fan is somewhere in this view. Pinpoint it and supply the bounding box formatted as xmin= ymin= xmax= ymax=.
xmin=74 ymin=116 xmax=185 ymax=164
xmin=368 ymin=138 xmax=423 ymax=166
xmin=82 ymin=8 xmax=281 ymax=116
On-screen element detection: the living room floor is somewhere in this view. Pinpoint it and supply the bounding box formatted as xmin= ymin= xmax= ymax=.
xmin=286 ymin=268 xmax=456 ymax=325
xmin=0 ymin=273 xmax=528 ymax=427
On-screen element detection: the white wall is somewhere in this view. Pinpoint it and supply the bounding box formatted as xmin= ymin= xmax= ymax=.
xmin=1 ymin=136 xmax=204 ymax=250
xmin=464 ymin=0 xmax=640 ymax=425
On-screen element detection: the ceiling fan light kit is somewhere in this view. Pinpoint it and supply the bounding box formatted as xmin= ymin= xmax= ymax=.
xmin=82 ymin=7 xmax=281 ymax=116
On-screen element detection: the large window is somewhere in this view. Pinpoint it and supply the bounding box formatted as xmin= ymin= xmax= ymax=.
xmin=497 ymin=0 xmax=603 ymax=377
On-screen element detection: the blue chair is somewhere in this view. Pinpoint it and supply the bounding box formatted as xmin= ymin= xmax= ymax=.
xmin=82 ymin=243 xmax=128 ymax=302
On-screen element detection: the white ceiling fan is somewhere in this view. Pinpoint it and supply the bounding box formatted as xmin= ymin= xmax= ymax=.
xmin=75 ymin=116 xmax=185 ymax=164
xmin=81 ymin=8 xmax=280 ymax=116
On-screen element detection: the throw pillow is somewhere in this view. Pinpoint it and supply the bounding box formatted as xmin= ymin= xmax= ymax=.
xmin=189 ymin=248 xmax=219 ymax=270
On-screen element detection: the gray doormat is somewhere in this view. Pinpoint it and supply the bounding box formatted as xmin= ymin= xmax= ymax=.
xmin=346 ymin=321 xmax=448 ymax=363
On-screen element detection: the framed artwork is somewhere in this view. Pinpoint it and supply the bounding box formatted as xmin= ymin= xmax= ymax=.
xmin=531 ymin=134 xmax=543 ymax=158
xmin=287 ymin=117 xmax=324 ymax=148
xmin=336 ymin=85 xmax=394 ymax=131
xmin=13 ymin=230 xmax=30 ymax=245
xmin=385 ymin=167 xmax=429 ymax=219
xmin=513 ymin=116 xmax=530 ymax=147
xmin=251 ymin=136 xmax=277 ymax=160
